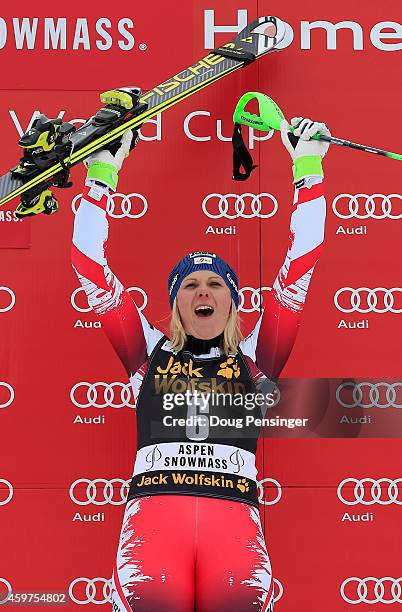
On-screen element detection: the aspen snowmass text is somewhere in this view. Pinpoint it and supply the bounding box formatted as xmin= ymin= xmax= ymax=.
xmin=0 ymin=18 xmax=136 ymax=51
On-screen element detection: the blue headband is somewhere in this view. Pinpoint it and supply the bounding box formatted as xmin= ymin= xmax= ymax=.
xmin=168 ymin=252 xmax=239 ymax=309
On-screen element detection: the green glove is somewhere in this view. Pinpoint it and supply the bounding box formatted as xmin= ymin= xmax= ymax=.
xmin=280 ymin=118 xmax=331 ymax=182
xmin=83 ymin=130 xmax=136 ymax=191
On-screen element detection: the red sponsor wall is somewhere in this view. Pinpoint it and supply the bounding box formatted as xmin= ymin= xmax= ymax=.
xmin=0 ymin=0 xmax=401 ymax=609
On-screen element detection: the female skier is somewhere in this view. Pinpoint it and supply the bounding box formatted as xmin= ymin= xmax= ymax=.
xmin=71 ymin=117 xmax=330 ymax=611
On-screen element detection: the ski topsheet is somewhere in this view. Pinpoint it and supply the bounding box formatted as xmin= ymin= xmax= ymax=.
xmin=0 ymin=16 xmax=286 ymax=210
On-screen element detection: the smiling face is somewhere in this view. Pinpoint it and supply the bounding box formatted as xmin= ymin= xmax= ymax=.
xmin=176 ymin=270 xmax=232 ymax=339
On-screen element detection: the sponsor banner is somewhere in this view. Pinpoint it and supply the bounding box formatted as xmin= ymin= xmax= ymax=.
xmin=0 ymin=479 xmax=13 ymax=506
xmin=72 ymin=192 xmax=149 ymax=219
xmin=0 ymin=203 xmax=30 ymax=248
xmin=69 ymin=478 xmax=130 ymax=506
xmin=133 ymin=442 xmax=258 ymax=479
xmin=0 ymin=6 xmax=193 ymax=90
xmin=0 ymin=287 xmax=16 ymax=313
xmin=0 ymin=382 xmax=15 ymax=408
xmin=128 ymin=469 xmax=259 ymax=506
xmin=69 ymin=577 xmax=112 ymax=605
xmin=340 ymin=577 xmax=402 ymax=604
xmin=337 ymin=477 xmax=402 ymax=506
xmin=0 ymin=2 xmax=401 ymax=608
xmin=334 ymin=287 xmax=402 ymax=314
xmin=332 ymin=193 xmax=402 ymax=220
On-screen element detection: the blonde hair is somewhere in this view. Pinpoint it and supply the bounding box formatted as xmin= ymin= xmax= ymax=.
xmin=169 ymin=299 xmax=243 ymax=355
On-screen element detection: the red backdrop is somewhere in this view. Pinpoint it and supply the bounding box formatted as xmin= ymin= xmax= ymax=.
xmin=0 ymin=0 xmax=401 ymax=609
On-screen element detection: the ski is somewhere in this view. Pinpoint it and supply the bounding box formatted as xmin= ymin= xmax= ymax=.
xmin=0 ymin=16 xmax=286 ymax=217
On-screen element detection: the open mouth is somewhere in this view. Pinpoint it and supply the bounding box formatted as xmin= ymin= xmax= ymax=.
xmin=194 ymin=305 xmax=214 ymax=318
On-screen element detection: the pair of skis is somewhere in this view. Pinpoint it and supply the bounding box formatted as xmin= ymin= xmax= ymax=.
xmin=0 ymin=16 xmax=287 ymax=218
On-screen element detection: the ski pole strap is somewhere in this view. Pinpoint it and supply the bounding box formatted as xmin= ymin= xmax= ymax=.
xmin=232 ymin=124 xmax=257 ymax=181
xmin=232 ymin=92 xmax=285 ymax=181
xmin=213 ymin=46 xmax=256 ymax=65
xmin=233 ymin=92 xmax=284 ymax=131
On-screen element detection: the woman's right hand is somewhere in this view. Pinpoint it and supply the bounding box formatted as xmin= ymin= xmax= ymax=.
xmin=83 ymin=129 xmax=138 ymax=191
xmin=280 ymin=118 xmax=331 ymax=161
xmin=280 ymin=118 xmax=330 ymax=182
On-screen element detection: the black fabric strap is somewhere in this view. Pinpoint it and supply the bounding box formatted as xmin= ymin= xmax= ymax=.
xmin=232 ymin=123 xmax=257 ymax=181
xmin=213 ymin=47 xmax=255 ymax=65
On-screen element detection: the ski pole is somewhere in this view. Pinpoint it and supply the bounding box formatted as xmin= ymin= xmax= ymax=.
xmin=233 ymin=92 xmax=402 ymax=161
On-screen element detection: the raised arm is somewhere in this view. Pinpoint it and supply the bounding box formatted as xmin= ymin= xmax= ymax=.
xmin=71 ymin=132 xmax=163 ymax=377
xmin=240 ymin=118 xmax=330 ymax=379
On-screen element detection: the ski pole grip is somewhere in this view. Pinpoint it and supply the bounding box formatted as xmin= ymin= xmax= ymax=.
xmin=288 ymin=127 xmax=330 ymax=143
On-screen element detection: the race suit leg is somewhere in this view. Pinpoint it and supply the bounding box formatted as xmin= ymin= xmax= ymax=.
xmin=111 ymin=495 xmax=195 ymax=612
xmin=196 ymin=497 xmax=274 ymax=612
xmin=111 ymin=495 xmax=273 ymax=612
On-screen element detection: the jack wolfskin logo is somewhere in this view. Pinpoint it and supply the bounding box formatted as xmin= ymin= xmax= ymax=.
xmin=156 ymin=357 xmax=203 ymax=378
xmin=217 ymin=358 xmax=240 ymax=379
xmin=237 ymin=478 xmax=249 ymax=493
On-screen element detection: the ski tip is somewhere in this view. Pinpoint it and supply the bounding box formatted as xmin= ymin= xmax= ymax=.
xmin=213 ymin=16 xmax=286 ymax=65
xmin=237 ymin=16 xmax=286 ymax=56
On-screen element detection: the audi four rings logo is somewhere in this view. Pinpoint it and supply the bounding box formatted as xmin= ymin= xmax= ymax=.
xmin=341 ymin=577 xmax=402 ymax=604
xmin=67 ymin=576 xmax=283 ymax=606
xmin=273 ymin=578 xmax=284 ymax=603
xmin=0 ymin=383 xmax=14 ymax=409
xmin=0 ymin=480 xmax=13 ymax=506
xmin=69 ymin=477 xmax=281 ymax=506
xmin=69 ymin=578 xmax=112 ymax=605
xmin=332 ymin=193 xmax=402 ymax=219
xmin=337 ymin=478 xmax=402 ymax=505
xmin=257 ymin=478 xmax=282 ymax=506
xmin=72 ymin=192 xmax=148 ymax=218
xmin=202 ymin=193 xmax=278 ymax=219
xmin=0 ymin=287 xmax=16 ymax=313
xmin=70 ymin=382 xmax=135 ymax=409
xmin=71 ymin=286 xmax=148 ymax=312
xmin=239 ymin=287 xmax=271 ymax=313
xmin=336 ymin=382 xmax=402 ymax=408
xmin=0 ymin=579 xmax=12 ymax=605
xmin=334 ymin=287 xmax=402 ymax=313
xmin=69 ymin=479 xmax=130 ymax=506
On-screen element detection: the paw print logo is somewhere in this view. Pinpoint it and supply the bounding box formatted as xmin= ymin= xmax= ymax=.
xmin=217 ymin=357 xmax=240 ymax=379
xmin=237 ymin=478 xmax=249 ymax=493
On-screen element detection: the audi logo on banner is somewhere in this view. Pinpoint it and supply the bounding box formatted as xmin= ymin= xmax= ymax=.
xmin=0 ymin=480 xmax=13 ymax=506
xmin=332 ymin=193 xmax=402 ymax=219
xmin=0 ymin=579 xmax=12 ymax=605
xmin=71 ymin=286 xmax=148 ymax=313
xmin=202 ymin=193 xmax=278 ymax=219
xmin=0 ymin=383 xmax=14 ymax=409
xmin=69 ymin=577 xmax=112 ymax=605
xmin=340 ymin=577 xmax=402 ymax=604
xmin=70 ymin=382 xmax=135 ymax=409
xmin=0 ymin=287 xmax=16 ymax=313
xmin=257 ymin=478 xmax=282 ymax=506
xmin=69 ymin=478 xmax=130 ymax=506
xmin=336 ymin=382 xmax=402 ymax=408
xmin=273 ymin=578 xmax=284 ymax=603
xmin=72 ymin=192 xmax=148 ymax=219
xmin=334 ymin=287 xmax=402 ymax=314
xmin=238 ymin=287 xmax=271 ymax=313
xmin=337 ymin=478 xmax=402 ymax=505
